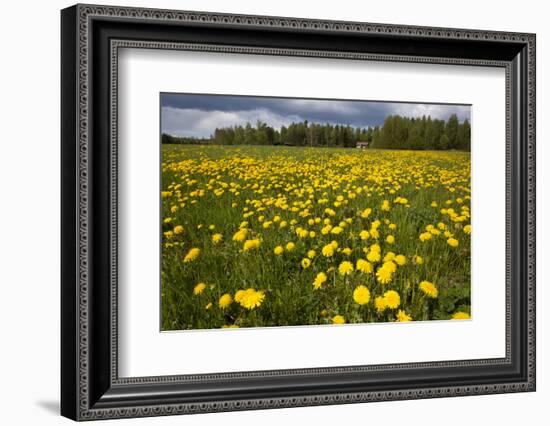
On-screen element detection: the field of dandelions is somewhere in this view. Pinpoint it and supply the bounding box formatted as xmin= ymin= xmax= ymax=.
xmin=161 ymin=145 xmax=471 ymax=330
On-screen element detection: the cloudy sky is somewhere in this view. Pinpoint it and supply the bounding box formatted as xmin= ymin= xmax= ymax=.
xmin=161 ymin=93 xmax=470 ymax=138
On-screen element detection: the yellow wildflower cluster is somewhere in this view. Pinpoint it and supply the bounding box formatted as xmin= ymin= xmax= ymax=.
xmin=161 ymin=145 xmax=471 ymax=330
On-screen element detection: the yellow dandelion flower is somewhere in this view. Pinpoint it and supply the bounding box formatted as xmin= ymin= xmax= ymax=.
xmin=322 ymin=243 xmax=335 ymax=257
xmin=184 ymin=247 xmax=201 ymax=263
xmin=382 ymin=260 xmax=397 ymax=273
xmin=173 ymin=225 xmax=184 ymax=235
xmin=447 ymin=237 xmax=459 ymax=247
xmin=360 ymin=208 xmax=372 ymax=218
xmin=367 ymin=250 xmax=381 ymax=263
xmin=342 ymin=247 xmax=352 ymax=256
xmin=353 ymin=285 xmax=371 ymax=305
xmin=332 ymin=315 xmax=346 ymax=324
xmin=359 ymin=230 xmax=370 ymax=240
xmin=234 ymin=289 xmax=245 ymax=303
xmin=285 ymin=242 xmax=296 ymax=251
xmin=238 ymin=288 xmax=265 ymax=310
xmin=205 ymin=302 xmax=213 ymax=310
xmin=374 ymin=296 xmax=387 ymax=313
xmin=211 ymin=233 xmax=223 ymax=244
xmin=301 ymin=258 xmax=311 ymax=269
xmin=376 ymin=265 xmax=393 ymax=284
xmin=419 ymin=232 xmax=432 ymax=242
xmin=356 ymin=259 xmax=373 ymax=274
xmin=413 ymin=255 xmax=423 ymax=265
xmin=396 ymin=310 xmax=412 ymax=322
xmin=243 ymin=239 xmax=260 ymax=252
xmin=219 ymin=293 xmax=233 ymax=309
xmin=419 ymin=280 xmax=438 ymax=298
xmin=274 ymin=245 xmax=284 ymax=255
xmin=463 ymin=224 xmax=472 ymax=235
xmin=452 ymin=311 xmax=471 ymax=320
xmin=338 ymin=261 xmax=354 ymax=276
xmin=330 ymin=226 xmax=343 ymax=235
xmin=313 ymin=272 xmax=327 ymax=290
xmin=386 ymin=235 xmax=395 ymax=244
xmin=395 ymin=255 xmax=407 ymax=266
xmin=381 ymin=200 xmax=390 ymax=211
xmin=307 ymin=250 xmax=316 ymax=259
xmin=232 ymin=228 xmax=248 ymax=242
xmin=383 ymin=252 xmax=396 ymax=262
xmin=193 ymin=282 xmax=206 ymax=295
xmin=383 ymin=290 xmax=400 ymax=309
xmin=321 ymin=225 xmax=332 ymax=235
xmin=394 ymin=197 xmax=408 ymax=205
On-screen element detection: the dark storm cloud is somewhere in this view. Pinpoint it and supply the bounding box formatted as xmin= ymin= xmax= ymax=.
xmin=161 ymin=93 xmax=470 ymax=138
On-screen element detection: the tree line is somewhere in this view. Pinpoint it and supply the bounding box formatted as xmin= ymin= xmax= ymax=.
xmin=161 ymin=134 xmax=210 ymax=145
xmin=162 ymin=113 xmax=470 ymax=151
xmin=371 ymin=114 xmax=470 ymax=151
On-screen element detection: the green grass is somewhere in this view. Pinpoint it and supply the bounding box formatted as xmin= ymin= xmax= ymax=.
xmin=160 ymin=144 xmax=471 ymax=330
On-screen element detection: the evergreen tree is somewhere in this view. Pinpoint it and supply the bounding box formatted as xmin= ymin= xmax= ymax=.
xmin=439 ymin=134 xmax=450 ymax=150
xmin=457 ymin=119 xmax=471 ymax=151
xmin=445 ymin=114 xmax=459 ymax=149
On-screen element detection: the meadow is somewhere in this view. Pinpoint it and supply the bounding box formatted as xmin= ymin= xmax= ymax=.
xmin=161 ymin=144 xmax=471 ymax=330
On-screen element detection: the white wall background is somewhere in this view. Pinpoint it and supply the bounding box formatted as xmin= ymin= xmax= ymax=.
xmin=0 ymin=0 xmax=546 ymax=424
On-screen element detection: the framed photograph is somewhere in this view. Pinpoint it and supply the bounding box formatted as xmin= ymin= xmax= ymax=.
xmin=61 ymin=4 xmax=536 ymax=421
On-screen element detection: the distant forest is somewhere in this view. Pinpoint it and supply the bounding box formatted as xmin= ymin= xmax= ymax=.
xmin=162 ymin=113 xmax=471 ymax=151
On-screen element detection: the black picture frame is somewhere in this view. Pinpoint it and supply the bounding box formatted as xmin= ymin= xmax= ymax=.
xmin=61 ymin=4 xmax=536 ymax=421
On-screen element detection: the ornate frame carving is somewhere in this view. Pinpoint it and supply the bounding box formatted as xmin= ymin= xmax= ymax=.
xmin=61 ymin=4 xmax=536 ymax=421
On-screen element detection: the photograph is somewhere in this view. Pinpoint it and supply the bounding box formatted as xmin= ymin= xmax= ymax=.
xmin=160 ymin=93 xmax=472 ymax=331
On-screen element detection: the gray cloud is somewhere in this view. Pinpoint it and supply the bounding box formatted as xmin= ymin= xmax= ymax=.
xmin=162 ymin=107 xmax=302 ymax=138
xmin=161 ymin=93 xmax=470 ymax=138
